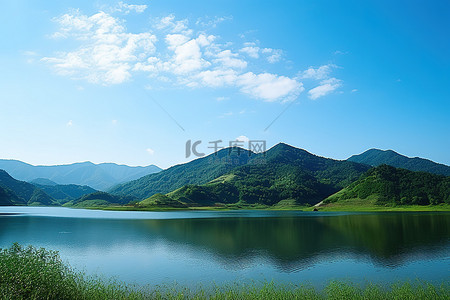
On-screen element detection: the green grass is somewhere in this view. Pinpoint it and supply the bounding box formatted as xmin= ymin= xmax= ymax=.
xmin=313 ymin=198 xmax=450 ymax=212
xmin=0 ymin=244 xmax=449 ymax=299
xmin=81 ymin=202 xmax=450 ymax=212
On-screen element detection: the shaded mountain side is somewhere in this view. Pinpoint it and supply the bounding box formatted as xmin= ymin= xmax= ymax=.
xmin=323 ymin=165 xmax=450 ymax=206
xmin=262 ymin=143 xmax=371 ymax=188
xmin=66 ymin=191 xmax=139 ymax=208
xmin=0 ymin=186 xmax=23 ymax=206
xmin=113 ymin=143 xmax=371 ymax=201
xmin=134 ymin=144 xmax=373 ymax=207
xmin=0 ymin=160 xmax=162 ymax=191
xmin=164 ymin=165 xmax=336 ymax=206
xmin=0 ymin=170 xmax=57 ymax=206
xmin=347 ymin=149 xmax=450 ymax=176
xmin=32 ymin=183 xmax=97 ymax=204
xmin=109 ymin=148 xmax=254 ymax=199
xmin=29 ymin=178 xmax=58 ymax=186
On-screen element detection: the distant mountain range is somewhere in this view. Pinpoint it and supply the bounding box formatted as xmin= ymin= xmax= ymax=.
xmin=0 ymin=169 xmax=101 ymax=206
xmin=348 ymin=149 xmax=450 ymax=176
xmin=31 ymin=183 xmax=97 ymax=204
xmin=1 ymin=145 xmax=448 ymax=208
xmin=0 ymin=160 xmax=162 ymax=191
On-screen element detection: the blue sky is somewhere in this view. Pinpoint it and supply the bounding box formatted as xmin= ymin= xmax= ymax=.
xmin=0 ymin=0 xmax=449 ymax=169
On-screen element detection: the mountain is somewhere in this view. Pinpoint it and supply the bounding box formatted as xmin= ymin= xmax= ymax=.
xmin=109 ymin=147 xmax=254 ymax=199
xmin=123 ymin=143 xmax=371 ymax=206
xmin=66 ymin=191 xmax=138 ymax=208
xmin=140 ymin=193 xmax=188 ymax=208
xmin=0 ymin=170 xmax=57 ymax=206
xmin=0 ymin=160 xmax=162 ymax=191
xmin=323 ymin=165 xmax=450 ymax=206
xmin=29 ymin=178 xmax=58 ymax=186
xmin=347 ymin=149 xmax=450 ymax=176
xmin=0 ymin=186 xmax=21 ymax=206
xmin=31 ymin=183 xmax=97 ymax=204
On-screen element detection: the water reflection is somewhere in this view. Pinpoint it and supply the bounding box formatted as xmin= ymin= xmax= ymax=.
xmin=0 ymin=212 xmax=448 ymax=273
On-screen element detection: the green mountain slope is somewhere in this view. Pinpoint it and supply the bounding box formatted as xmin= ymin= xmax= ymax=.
xmin=109 ymin=148 xmax=254 ymax=199
xmin=135 ymin=143 xmax=371 ymax=207
xmin=323 ymin=165 xmax=450 ymax=206
xmin=0 ymin=170 xmax=57 ymax=206
xmin=0 ymin=186 xmax=22 ymax=206
xmin=140 ymin=193 xmax=188 ymax=208
xmin=264 ymin=143 xmax=371 ymax=188
xmin=29 ymin=178 xmax=58 ymax=186
xmin=347 ymin=149 xmax=450 ymax=176
xmin=66 ymin=191 xmax=138 ymax=208
xmin=0 ymin=160 xmax=162 ymax=191
xmin=32 ymin=183 xmax=97 ymax=204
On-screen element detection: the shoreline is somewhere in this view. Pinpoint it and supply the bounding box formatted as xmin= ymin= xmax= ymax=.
xmin=72 ymin=203 xmax=450 ymax=212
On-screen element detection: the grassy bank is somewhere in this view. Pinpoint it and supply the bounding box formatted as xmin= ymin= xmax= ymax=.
xmin=313 ymin=198 xmax=450 ymax=212
xmin=1 ymin=244 xmax=449 ymax=299
xmin=77 ymin=202 xmax=450 ymax=212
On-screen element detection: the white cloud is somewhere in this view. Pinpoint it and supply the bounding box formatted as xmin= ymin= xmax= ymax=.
xmin=146 ymin=148 xmax=155 ymax=155
xmin=42 ymin=11 xmax=157 ymax=85
xmin=262 ymin=48 xmax=282 ymax=63
xmin=235 ymin=135 xmax=249 ymax=143
xmin=216 ymin=96 xmax=229 ymax=101
xmin=214 ymin=50 xmax=247 ymax=69
xmin=300 ymin=64 xmax=343 ymax=100
xmin=165 ymin=34 xmax=190 ymax=50
xmin=196 ymin=16 xmax=232 ymax=28
xmin=333 ymin=50 xmax=348 ymax=55
xmin=237 ymin=72 xmax=303 ymax=102
xmin=240 ymin=46 xmax=260 ymax=59
xmin=159 ymin=34 xmax=215 ymax=75
xmin=351 ymin=89 xmax=358 ymax=93
xmin=308 ymin=78 xmax=342 ymax=100
xmin=67 ymin=120 xmax=73 ymax=126
xmin=196 ymin=69 xmax=238 ymax=87
xmin=156 ymin=14 xmax=191 ymax=35
xmin=112 ymin=119 xmax=118 ymax=124
xmin=113 ymin=2 xmax=147 ymax=14
xmin=43 ymin=10 xmax=341 ymax=102
xmin=22 ymin=50 xmax=38 ymax=56
xmin=301 ymin=64 xmax=336 ymax=80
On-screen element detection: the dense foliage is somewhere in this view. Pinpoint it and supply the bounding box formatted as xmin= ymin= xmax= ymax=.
xmin=348 ymin=149 xmax=450 ymax=176
xmin=32 ymin=183 xmax=97 ymax=204
xmin=141 ymin=143 xmax=370 ymax=206
xmin=0 ymin=186 xmax=19 ymax=206
xmin=0 ymin=170 xmax=56 ymax=206
xmin=325 ymin=165 xmax=450 ymax=205
xmin=168 ymin=165 xmax=337 ymax=206
xmin=68 ymin=191 xmax=138 ymax=207
xmin=0 ymin=244 xmax=448 ymax=299
xmin=109 ymin=148 xmax=254 ymax=199
xmin=140 ymin=193 xmax=188 ymax=208
xmin=117 ymin=143 xmax=370 ymax=204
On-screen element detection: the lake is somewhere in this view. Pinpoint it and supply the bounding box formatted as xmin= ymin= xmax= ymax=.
xmin=0 ymin=207 xmax=449 ymax=288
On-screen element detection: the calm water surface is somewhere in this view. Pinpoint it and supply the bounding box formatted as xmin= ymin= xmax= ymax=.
xmin=0 ymin=207 xmax=448 ymax=287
